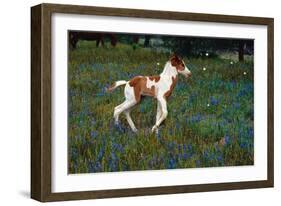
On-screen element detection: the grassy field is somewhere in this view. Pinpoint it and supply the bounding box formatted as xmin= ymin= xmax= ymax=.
xmin=68 ymin=41 xmax=254 ymax=173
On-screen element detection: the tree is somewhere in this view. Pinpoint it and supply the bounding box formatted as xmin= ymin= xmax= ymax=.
xmin=162 ymin=36 xmax=253 ymax=61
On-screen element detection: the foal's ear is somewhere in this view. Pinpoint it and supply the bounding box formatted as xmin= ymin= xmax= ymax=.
xmin=170 ymin=53 xmax=179 ymax=59
xmin=170 ymin=53 xmax=181 ymax=66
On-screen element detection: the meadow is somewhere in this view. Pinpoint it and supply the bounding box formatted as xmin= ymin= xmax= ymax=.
xmin=68 ymin=41 xmax=254 ymax=173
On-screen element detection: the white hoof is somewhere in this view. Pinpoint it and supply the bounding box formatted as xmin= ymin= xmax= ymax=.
xmin=155 ymin=128 xmax=159 ymax=134
xmin=132 ymin=128 xmax=138 ymax=133
xmin=151 ymin=125 xmax=158 ymax=133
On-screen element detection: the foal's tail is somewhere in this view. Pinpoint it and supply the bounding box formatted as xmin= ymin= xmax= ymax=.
xmin=107 ymin=80 xmax=127 ymax=92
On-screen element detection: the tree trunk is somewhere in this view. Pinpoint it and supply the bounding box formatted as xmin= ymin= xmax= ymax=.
xmin=144 ymin=35 xmax=150 ymax=47
xmin=238 ymin=41 xmax=245 ymax=62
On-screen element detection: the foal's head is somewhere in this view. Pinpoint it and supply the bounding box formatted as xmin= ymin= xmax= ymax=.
xmin=170 ymin=55 xmax=192 ymax=78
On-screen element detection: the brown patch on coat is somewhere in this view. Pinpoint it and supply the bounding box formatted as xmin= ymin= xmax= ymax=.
xmin=129 ymin=76 xmax=156 ymax=102
xmin=164 ymin=76 xmax=178 ymax=99
xmin=148 ymin=75 xmax=160 ymax=82
xmin=170 ymin=55 xmax=185 ymax=71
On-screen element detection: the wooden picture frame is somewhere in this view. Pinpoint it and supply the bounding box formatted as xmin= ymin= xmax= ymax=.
xmin=31 ymin=3 xmax=274 ymax=202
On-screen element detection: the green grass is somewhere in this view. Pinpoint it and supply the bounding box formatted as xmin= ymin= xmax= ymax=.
xmin=68 ymin=41 xmax=254 ymax=173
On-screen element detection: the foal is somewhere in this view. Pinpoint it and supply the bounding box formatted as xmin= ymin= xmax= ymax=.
xmin=107 ymin=55 xmax=192 ymax=133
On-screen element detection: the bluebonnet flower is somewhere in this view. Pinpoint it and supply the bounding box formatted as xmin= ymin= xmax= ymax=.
xmin=168 ymin=128 xmax=173 ymax=135
xmin=214 ymin=144 xmax=219 ymax=152
xmin=240 ymin=142 xmax=247 ymax=149
xmin=71 ymin=147 xmax=78 ymax=159
xmin=237 ymin=84 xmax=253 ymax=98
xmin=203 ymin=150 xmax=209 ymax=159
xmin=90 ymin=130 xmax=98 ymax=139
xmin=140 ymin=105 xmax=145 ymax=113
xmin=183 ymin=144 xmax=188 ymax=160
xmin=109 ymin=152 xmax=118 ymax=172
xmin=111 ymin=152 xmax=117 ymax=160
xmin=196 ymin=160 xmax=201 ymax=167
xmin=225 ymin=135 xmax=231 ymax=145
xmin=115 ymin=123 xmax=126 ymax=133
xmin=210 ymin=96 xmax=219 ymax=106
xmin=122 ymin=163 xmax=129 ymax=171
xmin=234 ymin=102 xmax=240 ymax=109
xmin=190 ymin=114 xmax=202 ymax=123
xmin=97 ymin=145 xmax=105 ymax=161
xmin=88 ymin=161 xmax=95 ymax=173
xmin=156 ymin=130 xmax=161 ymax=141
xmin=217 ymin=154 xmax=223 ymax=164
xmin=79 ymin=63 xmax=86 ymax=70
xmin=73 ymin=162 xmax=78 ymax=173
xmin=167 ymin=141 xmax=176 ymax=151
xmin=230 ymin=80 xmax=237 ymax=87
xmin=96 ymin=87 xmax=107 ymax=96
xmin=112 ymin=143 xmax=124 ymax=153
xmin=91 ymin=118 xmax=96 ymax=125
xmin=89 ymin=159 xmax=103 ymax=173
xmin=248 ymin=128 xmax=254 ymax=138
xmin=178 ymin=144 xmax=181 ymax=153
xmin=168 ymin=157 xmax=177 ymax=169
xmin=95 ymin=162 xmax=102 ymax=172
xmin=175 ymin=121 xmax=180 ymax=130
xmin=188 ymin=144 xmax=192 ymax=152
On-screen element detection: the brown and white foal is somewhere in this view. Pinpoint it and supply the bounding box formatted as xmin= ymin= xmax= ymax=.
xmin=107 ymin=55 xmax=192 ymax=133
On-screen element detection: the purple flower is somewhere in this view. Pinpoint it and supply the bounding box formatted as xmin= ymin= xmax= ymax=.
xmin=90 ymin=130 xmax=98 ymax=139
xmin=225 ymin=135 xmax=231 ymax=145
xmin=210 ymin=96 xmax=219 ymax=106
xmin=168 ymin=157 xmax=176 ymax=169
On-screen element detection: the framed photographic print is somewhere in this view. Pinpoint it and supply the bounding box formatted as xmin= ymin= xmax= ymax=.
xmin=31 ymin=3 xmax=274 ymax=202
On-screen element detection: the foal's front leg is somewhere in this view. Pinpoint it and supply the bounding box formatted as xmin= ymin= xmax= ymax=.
xmin=124 ymin=108 xmax=138 ymax=133
xmin=156 ymin=100 xmax=162 ymax=122
xmin=152 ymin=97 xmax=168 ymax=133
xmin=154 ymin=100 xmax=162 ymax=133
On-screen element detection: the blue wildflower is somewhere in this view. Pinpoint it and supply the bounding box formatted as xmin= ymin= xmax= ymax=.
xmin=168 ymin=128 xmax=173 ymax=135
xmin=234 ymin=102 xmax=240 ymax=109
xmin=167 ymin=141 xmax=176 ymax=151
xmin=217 ymin=154 xmax=223 ymax=164
xmin=190 ymin=114 xmax=202 ymax=123
xmin=156 ymin=130 xmax=161 ymax=141
xmin=196 ymin=160 xmax=201 ymax=167
xmin=248 ymin=128 xmax=254 ymax=138
xmin=112 ymin=143 xmax=124 ymax=153
xmin=183 ymin=144 xmax=188 ymax=160
xmin=95 ymin=162 xmax=102 ymax=171
xmin=168 ymin=157 xmax=177 ymax=169
xmin=115 ymin=123 xmax=126 ymax=133
xmin=203 ymin=150 xmax=209 ymax=159
xmin=210 ymin=96 xmax=219 ymax=106
xmin=175 ymin=122 xmax=180 ymax=130
xmin=225 ymin=135 xmax=231 ymax=145
xmin=90 ymin=130 xmax=98 ymax=139
xmin=188 ymin=144 xmax=192 ymax=152
xmin=178 ymin=144 xmax=181 ymax=153
xmin=240 ymin=142 xmax=247 ymax=149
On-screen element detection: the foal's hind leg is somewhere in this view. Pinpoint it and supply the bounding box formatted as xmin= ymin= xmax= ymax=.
xmin=113 ymin=83 xmax=139 ymax=130
xmin=114 ymin=100 xmax=137 ymax=126
xmin=113 ymin=102 xmax=126 ymax=124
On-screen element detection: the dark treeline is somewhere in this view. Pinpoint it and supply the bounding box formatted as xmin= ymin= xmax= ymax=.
xmin=162 ymin=36 xmax=253 ymax=61
xmin=69 ymin=31 xmax=253 ymax=61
